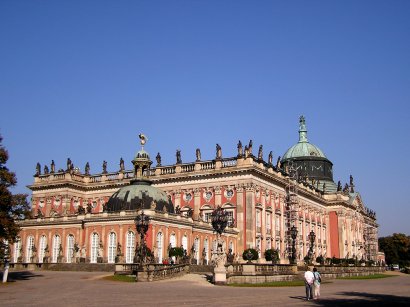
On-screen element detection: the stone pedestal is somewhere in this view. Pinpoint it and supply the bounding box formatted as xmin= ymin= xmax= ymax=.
xmin=213 ymin=264 xmax=227 ymax=285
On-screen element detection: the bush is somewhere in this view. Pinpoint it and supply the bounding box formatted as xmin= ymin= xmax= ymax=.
xmin=265 ymin=249 xmax=279 ymax=263
xmin=169 ymin=247 xmax=184 ymax=258
xmin=316 ymin=256 xmax=325 ymax=265
xmin=242 ymin=248 xmax=258 ymax=261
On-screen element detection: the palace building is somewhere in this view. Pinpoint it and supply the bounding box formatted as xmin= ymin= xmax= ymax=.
xmin=11 ymin=116 xmax=379 ymax=265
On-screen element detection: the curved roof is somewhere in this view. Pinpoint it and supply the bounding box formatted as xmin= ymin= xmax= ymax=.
xmin=106 ymin=179 xmax=174 ymax=213
xmin=282 ymin=116 xmax=327 ymax=161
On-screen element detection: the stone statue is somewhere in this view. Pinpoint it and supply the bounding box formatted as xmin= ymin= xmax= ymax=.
xmin=50 ymin=160 xmax=55 ymax=173
xmin=77 ymin=205 xmax=85 ymax=215
xmin=350 ymin=175 xmax=354 ymax=186
xmin=98 ymin=242 xmax=103 ymax=257
xmin=37 ymin=208 xmax=43 ymax=218
xmin=35 ymin=162 xmax=41 ymax=176
xmin=248 ymin=139 xmax=253 ymax=155
xmin=156 ymin=153 xmax=161 ymax=166
xmin=216 ymin=144 xmax=222 ymax=160
xmin=343 ymin=183 xmax=349 ymax=193
xmin=244 ymin=145 xmax=249 ymax=158
xmin=67 ymin=158 xmax=72 ymax=171
xmin=258 ymin=145 xmax=263 ymax=160
xmin=86 ymin=203 xmax=92 ymax=213
xmin=175 ymin=205 xmax=181 ymax=214
xmin=84 ymin=162 xmax=90 ymax=175
xmin=337 ymin=181 xmax=342 ymax=192
xmin=195 ymin=148 xmax=201 ymax=161
xmin=176 ymin=150 xmax=182 ymax=164
xmin=276 ymin=156 xmax=281 ymax=169
xmin=237 ymin=140 xmax=243 ymax=157
xmin=81 ymin=246 xmax=86 ymax=258
xmin=139 ymin=133 xmax=148 ymax=146
xmin=120 ymin=157 xmax=125 ymax=171
xmin=44 ymin=165 xmax=49 ymax=174
xmin=268 ymin=151 xmax=273 ymax=165
xmin=102 ymin=161 xmax=107 ymax=174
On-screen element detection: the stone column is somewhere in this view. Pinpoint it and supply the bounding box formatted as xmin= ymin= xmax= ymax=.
xmin=235 ymin=184 xmax=245 ymax=255
xmin=245 ymin=184 xmax=255 ymax=250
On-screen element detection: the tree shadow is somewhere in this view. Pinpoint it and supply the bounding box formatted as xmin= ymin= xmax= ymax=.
xmin=306 ymin=291 xmax=410 ymax=306
xmin=0 ymin=271 xmax=44 ymax=282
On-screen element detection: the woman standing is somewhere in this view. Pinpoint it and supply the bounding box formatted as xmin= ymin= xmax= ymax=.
xmin=313 ymin=267 xmax=321 ymax=299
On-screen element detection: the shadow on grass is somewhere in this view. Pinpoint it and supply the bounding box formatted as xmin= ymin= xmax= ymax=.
xmin=0 ymin=271 xmax=44 ymax=283
xmin=291 ymin=292 xmax=410 ymax=306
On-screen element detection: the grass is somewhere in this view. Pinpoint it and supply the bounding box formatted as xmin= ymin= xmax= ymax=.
xmin=228 ymin=280 xmax=307 ymax=287
xmin=102 ymin=274 xmax=135 ymax=282
xmin=336 ymin=274 xmax=396 ymax=280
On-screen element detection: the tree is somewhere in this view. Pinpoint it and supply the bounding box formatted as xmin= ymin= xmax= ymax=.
xmin=0 ymin=135 xmax=31 ymax=260
xmin=379 ymin=233 xmax=410 ymax=267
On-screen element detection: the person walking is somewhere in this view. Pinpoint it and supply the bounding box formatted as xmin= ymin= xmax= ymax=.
xmin=313 ymin=267 xmax=321 ymax=299
xmin=304 ymin=267 xmax=314 ymax=300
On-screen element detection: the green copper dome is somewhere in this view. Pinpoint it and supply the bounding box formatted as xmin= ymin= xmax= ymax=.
xmin=282 ymin=116 xmax=327 ymax=160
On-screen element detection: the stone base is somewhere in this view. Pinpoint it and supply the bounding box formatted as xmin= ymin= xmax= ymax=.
xmin=213 ymin=265 xmax=227 ymax=285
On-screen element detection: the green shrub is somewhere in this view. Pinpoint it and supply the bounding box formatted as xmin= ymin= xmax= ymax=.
xmin=242 ymin=248 xmax=258 ymax=261
xmin=265 ymin=249 xmax=279 ymax=263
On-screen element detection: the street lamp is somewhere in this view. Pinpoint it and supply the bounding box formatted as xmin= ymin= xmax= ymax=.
xmin=308 ymin=230 xmax=316 ymax=262
xmin=290 ymin=225 xmax=298 ymax=264
xmin=135 ymin=211 xmax=150 ymax=264
xmin=211 ymin=206 xmax=229 ymax=235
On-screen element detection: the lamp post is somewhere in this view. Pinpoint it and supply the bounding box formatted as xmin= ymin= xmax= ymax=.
xmin=135 ymin=211 xmax=150 ymax=264
xmin=290 ymin=225 xmax=298 ymax=264
xmin=308 ymin=230 xmax=316 ymax=263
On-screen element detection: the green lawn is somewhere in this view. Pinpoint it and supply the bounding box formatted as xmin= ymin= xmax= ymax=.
xmin=102 ymin=274 xmax=136 ymax=282
xmin=336 ymin=274 xmax=396 ymax=280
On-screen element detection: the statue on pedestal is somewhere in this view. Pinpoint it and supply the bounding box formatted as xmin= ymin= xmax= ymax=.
xmin=195 ymin=148 xmax=201 ymax=161
xmin=237 ymin=140 xmax=243 ymax=157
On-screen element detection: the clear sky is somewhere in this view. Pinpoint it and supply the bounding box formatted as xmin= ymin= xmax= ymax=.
xmin=1 ymin=1 xmax=409 ymax=237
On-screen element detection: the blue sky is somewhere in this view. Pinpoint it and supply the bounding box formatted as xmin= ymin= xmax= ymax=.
xmin=1 ymin=1 xmax=409 ymax=237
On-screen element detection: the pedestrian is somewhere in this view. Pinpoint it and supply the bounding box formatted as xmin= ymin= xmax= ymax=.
xmin=304 ymin=267 xmax=314 ymax=300
xmin=313 ymin=267 xmax=321 ymax=299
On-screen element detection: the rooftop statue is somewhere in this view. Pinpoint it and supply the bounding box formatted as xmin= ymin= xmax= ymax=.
xmin=50 ymin=160 xmax=55 ymax=173
xmin=119 ymin=157 xmax=124 ymax=171
xmin=102 ymin=161 xmax=107 ymax=174
xmin=176 ymin=150 xmax=182 ymax=164
xmin=67 ymin=158 xmax=73 ymax=172
xmin=244 ymin=145 xmax=249 ymax=158
xmin=268 ymin=151 xmax=273 ymax=165
xmin=196 ymin=148 xmax=201 ymax=162
xmin=276 ymin=156 xmax=281 ymax=169
xmin=139 ymin=133 xmax=148 ymax=146
xmin=237 ymin=140 xmax=243 ymax=157
xmin=35 ymin=162 xmax=41 ymax=176
xmin=85 ymin=162 xmax=90 ymax=175
xmin=156 ymin=152 xmax=162 ymax=166
xmin=248 ymin=139 xmax=253 ymax=155
xmin=216 ymin=143 xmax=222 ymax=160
xmin=44 ymin=165 xmax=49 ymax=174
xmin=258 ymin=145 xmax=263 ymax=160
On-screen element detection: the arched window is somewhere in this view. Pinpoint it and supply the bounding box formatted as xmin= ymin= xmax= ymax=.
xmin=203 ymin=239 xmax=209 ymax=265
xmin=52 ymin=235 xmax=61 ymax=263
xmin=181 ymin=235 xmax=188 ymax=253
xmin=170 ymin=233 xmax=176 ymax=248
xmin=66 ymin=235 xmax=75 ymax=263
xmin=26 ymin=236 xmax=35 ymax=262
xmin=126 ymin=231 xmax=135 ymax=263
xmin=13 ymin=237 xmax=21 ymax=263
xmin=39 ymin=235 xmax=47 ymax=263
xmin=107 ymin=232 xmax=116 ymax=263
xmin=194 ymin=238 xmax=200 ymax=263
xmin=229 ymin=241 xmax=234 ymax=254
xmin=156 ymin=232 xmax=163 ymax=263
xmin=90 ymin=233 xmax=99 ymax=263
xmin=169 ymin=233 xmax=177 ymax=262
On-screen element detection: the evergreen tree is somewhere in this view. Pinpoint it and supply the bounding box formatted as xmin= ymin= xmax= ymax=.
xmin=0 ymin=135 xmax=30 ymax=260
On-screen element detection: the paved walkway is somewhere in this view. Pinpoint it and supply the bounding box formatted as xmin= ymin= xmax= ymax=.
xmin=0 ymin=270 xmax=409 ymax=306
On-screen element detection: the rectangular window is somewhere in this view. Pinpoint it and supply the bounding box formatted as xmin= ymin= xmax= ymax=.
xmin=266 ymin=213 xmax=271 ymax=231
xmin=227 ymin=211 xmax=234 ymax=226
